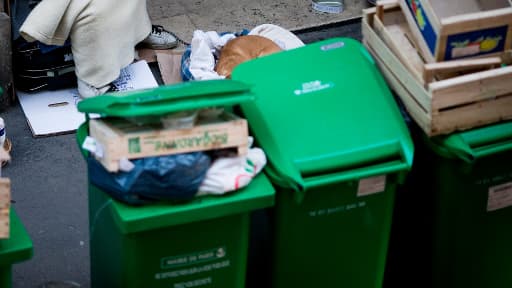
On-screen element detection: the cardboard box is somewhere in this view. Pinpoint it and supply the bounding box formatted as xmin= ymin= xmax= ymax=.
xmin=363 ymin=2 xmax=512 ymax=136
xmin=399 ymin=0 xmax=512 ymax=62
xmin=90 ymin=112 xmax=249 ymax=172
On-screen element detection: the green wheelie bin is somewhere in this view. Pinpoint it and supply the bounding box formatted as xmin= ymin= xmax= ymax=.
xmin=232 ymin=38 xmax=414 ymax=288
xmin=388 ymin=121 xmax=512 ymax=288
xmin=77 ymin=80 xmax=275 ymax=288
xmin=0 ymin=208 xmax=33 ymax=288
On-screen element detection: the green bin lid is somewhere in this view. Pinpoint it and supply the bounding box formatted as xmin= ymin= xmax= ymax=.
xmin=109 ymin=174 xmax=274 ymax=234
xmin=0 ymin=208 xmax=33 ymax=266
xmin=77 ymin=80 xmax=253 ymax=117
xmin=427 ymin=121 xmax=512 ymax=162
xmin=232 ymin=38 xmax=414 ymax=192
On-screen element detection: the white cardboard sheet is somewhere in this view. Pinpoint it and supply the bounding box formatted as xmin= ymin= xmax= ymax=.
xmin=17 ymin=60 xmax=158 ymax=137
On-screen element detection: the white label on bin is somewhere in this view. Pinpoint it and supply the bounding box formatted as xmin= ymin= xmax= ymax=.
xmin=487 ymin=182 xmax=512 ymax=212
xmin=155 ymin=247 xmax=230 ymax=281
xmin=357 ymin=175 xmax=386 ymax=197
xmin=294 ymin=80 xmax=334 ymax=96
xmin=160 ymin=247 xmax=227 ymax=270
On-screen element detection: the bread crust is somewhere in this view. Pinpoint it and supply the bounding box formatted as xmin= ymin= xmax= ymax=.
xmin=215 ymin=35 xmax=282 ymax=78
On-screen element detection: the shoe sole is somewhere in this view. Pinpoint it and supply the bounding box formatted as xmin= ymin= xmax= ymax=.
xmin=140 ymin=42 xmax=179 ymax=50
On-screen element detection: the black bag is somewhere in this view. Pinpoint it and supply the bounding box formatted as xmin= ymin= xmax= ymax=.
xmin=87 ymin=152 xmax=212 ymax=205
xmin=13 ymin=38 xmax=77 ymax=92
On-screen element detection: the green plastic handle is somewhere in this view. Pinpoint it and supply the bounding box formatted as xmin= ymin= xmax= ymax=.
xmin=77 ymin=80 xmax=254 ymax=117
xmin=429 ymin=121 xmax=512 ymax=162
xmin=76 ymin=122 xmax=90 ymax=159
xmin=302 ymin=160 xmax=410 ymax=189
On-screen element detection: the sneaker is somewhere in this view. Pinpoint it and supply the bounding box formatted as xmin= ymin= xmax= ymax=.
xmin=77 ymin=78 xmax=113 ymax=98
xmin=141 ymin=25 xmax=178 ymax=50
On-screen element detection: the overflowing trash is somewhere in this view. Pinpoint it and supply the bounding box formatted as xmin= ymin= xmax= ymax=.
xmin=78 ymin=79 xmax=267 ymax=206
xmin=182 ymin=24 xmax=305 ymax=81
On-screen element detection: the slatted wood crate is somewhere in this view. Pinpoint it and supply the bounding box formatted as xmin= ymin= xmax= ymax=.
xmin=0 ymin=147 xmax=10 ymax=239
xmin=89 ymin=112 xmax=249 ymax=172
xmin=363 ymin=1 xmax=512 ymax=136
xmin=0 ymin=177 xmax=9 ymax=239
xmin=399 ymin=0 xmax=512 ymax=62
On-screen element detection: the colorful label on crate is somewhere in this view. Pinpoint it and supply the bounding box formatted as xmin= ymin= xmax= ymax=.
xmin=405 ymin=0 xmax=437 ymax=56
xmin=128 ymin=137 xmax=141 ymax=153
xmin=487 ymin=181 xmax=512 ymax=212
xmin=445 ymin=26 xmax=508 ymax=60
xmin=146 ymin=131 xmax=229 ymax=152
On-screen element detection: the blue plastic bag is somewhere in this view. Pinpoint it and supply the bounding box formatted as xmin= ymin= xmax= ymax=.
xmin=88 ymin=152 xmax=211 ymax=205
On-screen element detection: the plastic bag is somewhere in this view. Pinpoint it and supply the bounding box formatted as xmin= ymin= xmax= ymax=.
xmin=88 ymin=152 xmax=211 ymax=205
xmin=197 ymin=148 xmax=266 ymax=196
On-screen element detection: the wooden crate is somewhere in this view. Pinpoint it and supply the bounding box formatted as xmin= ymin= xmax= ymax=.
xmin=0 ymin=177 xmax=9 ymax=239
xmin=399 ymin=0 xmax=512 ymax=62
xmin=90 ymin=112 xmax=249 ymax=172
xmin=0 ymin=147 xmax=10 ymax=238
xmin=363 ymin=1 xmax=512 ymax=136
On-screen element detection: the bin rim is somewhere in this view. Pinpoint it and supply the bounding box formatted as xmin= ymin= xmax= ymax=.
xmin=425 ymin=121 xmax=512 ymax=162
xmin=77 ymin=79 xmax=254 ymax=118
xmin=90 ymin=174 xmax=275 ymax=234
xmin=0 ymin=208 xmax=33 ymax=266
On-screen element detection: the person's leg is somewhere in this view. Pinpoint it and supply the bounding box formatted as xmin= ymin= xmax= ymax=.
xmin=77 ymin=78 xmax=115 ymax=99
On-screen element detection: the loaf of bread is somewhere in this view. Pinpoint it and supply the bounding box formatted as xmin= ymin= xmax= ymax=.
xmin=215 ymin=35 xmax=282 ymax=78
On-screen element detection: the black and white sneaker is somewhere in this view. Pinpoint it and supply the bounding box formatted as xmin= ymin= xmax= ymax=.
xmin=141 ymin=25 xmax=179 ymax=50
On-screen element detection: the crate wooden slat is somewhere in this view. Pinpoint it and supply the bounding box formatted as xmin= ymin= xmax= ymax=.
xmin=0 ymin=178 xmax=10 ymax=239
xmin=362 ymin=3 xmax=512 ymax=136
xmin=90 ymin=112 xmax=249 ymax=172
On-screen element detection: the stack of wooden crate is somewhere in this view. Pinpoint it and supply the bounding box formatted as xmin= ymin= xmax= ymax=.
xmin=0 ymin=147 xmax=10 ymax=239
xmin=362 ymin=0 xmax=512 ymax=136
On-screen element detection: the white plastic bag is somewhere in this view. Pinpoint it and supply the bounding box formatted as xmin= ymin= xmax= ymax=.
xmin=197 ymin=148 xmax=267 ymax=196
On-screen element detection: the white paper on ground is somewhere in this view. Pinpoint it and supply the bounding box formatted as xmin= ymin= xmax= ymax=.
xmin=17 ymin=60 xmax=158 ymax=137
xmin=17 ymin=88 xmax=84 ymax=137
xmin=111 ymin=60 xmax=159 ymax=90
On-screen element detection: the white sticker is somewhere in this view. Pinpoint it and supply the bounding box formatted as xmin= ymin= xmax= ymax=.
xmin=357 ymin=175 xmax=386 ymax=197
xmin=487 ymin=182 xmax=512 ymax=212
xmin=451 ymin=45 xmax=480 ymax=58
